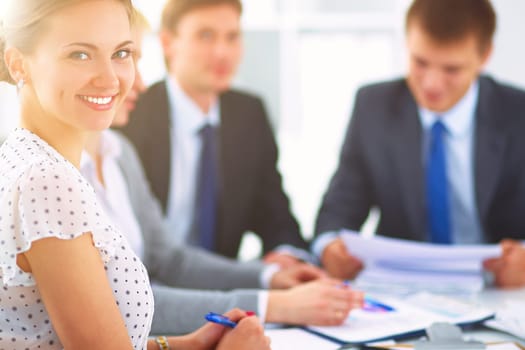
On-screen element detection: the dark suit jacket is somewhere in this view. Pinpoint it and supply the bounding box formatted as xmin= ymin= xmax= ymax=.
xmin=121 ymin=80 xmax=308 ymax=258
xmin=315 ymin=76 xmax=525 ymax=243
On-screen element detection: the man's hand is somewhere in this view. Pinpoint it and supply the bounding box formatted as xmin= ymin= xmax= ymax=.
xmin=269 ymin=263 xmax=325 ymax=289
xmin=263 ymin=251 xmax=303 ymax=268
xmin=321 ymin=238 xmax=364 ymax=279
xmin=483 ymin=239 xmax=525 ymax=288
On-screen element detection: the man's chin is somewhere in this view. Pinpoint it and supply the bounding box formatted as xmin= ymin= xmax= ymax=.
xmin=211 ymin=77 xmax=233 ymax=92
xmin=417 ymin=95 xmax=451 ymax=113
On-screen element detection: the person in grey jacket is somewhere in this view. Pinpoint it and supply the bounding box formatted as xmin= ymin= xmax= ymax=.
xmin=81 ymin=11 xmax=364 ymax=335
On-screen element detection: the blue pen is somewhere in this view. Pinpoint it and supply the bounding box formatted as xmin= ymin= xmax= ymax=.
xmin=340 ymin=281 xmax=395 ymax=312
xmin=363 ymin=297 xmax=395 ymax=312
xmin=205 ymin=312 xmax=237 ymax=328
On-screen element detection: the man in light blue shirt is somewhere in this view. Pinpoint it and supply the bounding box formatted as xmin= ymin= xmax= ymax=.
xmin=312 ymin=0 xmax=525 ymax=288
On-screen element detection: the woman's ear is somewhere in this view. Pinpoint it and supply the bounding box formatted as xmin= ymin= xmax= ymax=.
xmin=4 ymin=47 xmax=27 ymax=86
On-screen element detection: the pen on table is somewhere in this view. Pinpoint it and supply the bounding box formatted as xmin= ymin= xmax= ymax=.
xmin=363 ymin=297 xmax=396 ymax=312
xmin=340 ymin=281 xmax=395 ymax=312
xmin=205 ymin=312 xmax=237 ymax=328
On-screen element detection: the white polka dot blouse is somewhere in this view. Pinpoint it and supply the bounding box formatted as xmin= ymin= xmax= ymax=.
xmin=0 ymin=128 xmax=154 ymax=349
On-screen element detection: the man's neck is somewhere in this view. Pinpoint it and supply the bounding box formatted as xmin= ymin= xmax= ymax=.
xmin=176 ymin=80 xmax=218 ymax=115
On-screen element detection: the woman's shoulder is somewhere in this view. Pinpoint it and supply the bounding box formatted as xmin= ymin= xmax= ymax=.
xmin=1 ymin=129 xmax=89 ymax=192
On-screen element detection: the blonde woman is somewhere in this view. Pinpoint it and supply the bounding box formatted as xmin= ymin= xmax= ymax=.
xmin=0 ymin=1 xmax=269 ymax=349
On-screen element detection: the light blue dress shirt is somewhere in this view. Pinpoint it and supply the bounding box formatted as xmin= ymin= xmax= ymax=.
xmin=419 ymin=80 xmax=484 ymax=244
xmin=164 ymin=76 xmax=220 ymax=246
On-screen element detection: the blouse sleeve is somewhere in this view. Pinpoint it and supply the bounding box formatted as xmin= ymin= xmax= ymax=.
xmin=0 ymin=160 xmax=123 ymax=287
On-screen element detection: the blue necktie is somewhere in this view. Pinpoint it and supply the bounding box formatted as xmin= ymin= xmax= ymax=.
xmin=426 ymin=120 xmax=451 ymax=244
xmin=193 ymin=124 xmax=218 ymax=250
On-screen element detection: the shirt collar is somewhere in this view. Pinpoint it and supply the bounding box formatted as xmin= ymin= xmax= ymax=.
xmin=165 ymin=76 xmax=220 ymax=136
xmin=419 ymin=80 xmax=479 ymax=138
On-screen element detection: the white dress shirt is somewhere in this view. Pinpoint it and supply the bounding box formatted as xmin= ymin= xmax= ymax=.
xmin=80 ymin=130 xmax=145 ymax=260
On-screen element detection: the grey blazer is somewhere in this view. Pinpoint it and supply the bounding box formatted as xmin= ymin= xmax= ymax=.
xmin=316 ymin=76 xmax=525 ymax=243
xmin=113 ymin=132 xmax=263 ymax=334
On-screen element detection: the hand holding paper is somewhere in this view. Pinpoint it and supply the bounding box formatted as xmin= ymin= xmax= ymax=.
xmin=340 ymin=231 xmax=501 ymax=294
xmin=322 ymin=238 xmax=364 ymax=279
xmin=483 ymin=239 xmax=525 ymax=288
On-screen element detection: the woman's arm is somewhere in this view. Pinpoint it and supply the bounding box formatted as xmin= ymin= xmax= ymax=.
xmin=22 ymin=234 xmax=134 ymax=350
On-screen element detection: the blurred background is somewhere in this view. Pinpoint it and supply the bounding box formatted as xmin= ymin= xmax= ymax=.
xmin=1 ymin=0 xmax=524 ymax=259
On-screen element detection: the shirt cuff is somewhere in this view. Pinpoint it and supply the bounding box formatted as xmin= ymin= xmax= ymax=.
xmin=272 ymin=244 xmax=317 ymax=264
xmin=311 ymin=231 xmax=339 ymax=259
xmin=257 ymin=290 xmax=269 ymax=323
xmin=260 ymin=263 xmax=281 ymax=289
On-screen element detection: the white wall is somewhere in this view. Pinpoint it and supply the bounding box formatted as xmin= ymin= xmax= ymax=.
xmin=487 ymin=0 xmax=525 ymax=89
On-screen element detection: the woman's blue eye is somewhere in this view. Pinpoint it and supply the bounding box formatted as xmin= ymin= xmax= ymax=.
xmin=113 ymin=49 xmax=132 ymax=59
xmin=70 ymin=51 xmax=89 ymax=60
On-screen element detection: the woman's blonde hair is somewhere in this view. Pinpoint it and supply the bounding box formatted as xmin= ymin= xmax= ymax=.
xmin=0 ymin=0 xmax=133 ymax=85
xmin=132 ymin=6 xmax=151 ymax=33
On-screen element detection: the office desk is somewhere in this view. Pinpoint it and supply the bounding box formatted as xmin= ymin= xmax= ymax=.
xmin=266 ymin=287 xmax=525 ymax=350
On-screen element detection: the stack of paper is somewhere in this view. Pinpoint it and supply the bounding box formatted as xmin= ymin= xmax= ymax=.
xmin=341 ymin=231 xmax=501 ymax=294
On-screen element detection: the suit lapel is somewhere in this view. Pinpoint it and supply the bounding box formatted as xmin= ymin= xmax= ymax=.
xmin=215 ymin=93 xmax=230 ymax=252
xmin=215 ymin=92 xmax=249 ymax=256
xmin=149 ymin=81 xmax=172 ymax=212
xmin=474 ymin=78 xmax=506 ymax=222
xmin=387 ymin=83 xmax=426 ymax=239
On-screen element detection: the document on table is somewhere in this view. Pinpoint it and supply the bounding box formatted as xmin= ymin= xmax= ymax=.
xmin=306 ymin=292 xmax=494 ymax=345
xmin=484 ymin=300 xmax=525 ymax=340
xmin=265 ymin=328 xmax=340 ymax=350
xmin=341 ymin=231 xmax=501 ymax=294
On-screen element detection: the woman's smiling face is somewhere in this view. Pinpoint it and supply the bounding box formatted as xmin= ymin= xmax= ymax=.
xmin=23 ymin=0 xmax=135 ymax=132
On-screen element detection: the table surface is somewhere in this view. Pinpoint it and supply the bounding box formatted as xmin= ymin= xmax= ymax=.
xmin=266 ymin=287 xmax=525 ymax=350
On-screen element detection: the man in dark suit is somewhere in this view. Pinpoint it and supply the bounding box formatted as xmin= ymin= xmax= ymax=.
xmin=313 ymin=0 xmax=525 ymax=287
xmin=121 ymin=0 xmax=310 ymax=264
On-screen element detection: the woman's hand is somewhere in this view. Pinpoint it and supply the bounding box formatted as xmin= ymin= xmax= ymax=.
xmin=216 ymin=313 xmax=270 ymax=350
xmin=266 ymin=278 xmax=364 ymax=326
xmin=166 ymin=308 xmax=269 ymax=350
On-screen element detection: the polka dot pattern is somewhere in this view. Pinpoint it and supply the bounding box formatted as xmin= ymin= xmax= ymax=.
xmin=0 ymin=129 xmax=153 ymax=349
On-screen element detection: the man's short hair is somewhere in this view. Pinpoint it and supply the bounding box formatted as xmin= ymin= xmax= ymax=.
xmin=406 ymin=0 xmax=496 ymax=54
xmin=161 ymin=0 xmax=243 ymax=33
